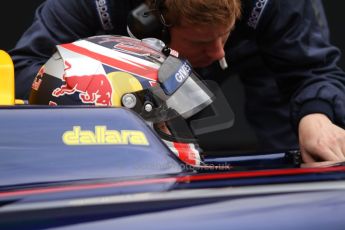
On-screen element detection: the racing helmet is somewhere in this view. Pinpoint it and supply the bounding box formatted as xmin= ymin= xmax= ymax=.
xmin=29 ymin=35 xmax=214 ymax=167
xmin=29 ymin=35 xmax=213 ymax=123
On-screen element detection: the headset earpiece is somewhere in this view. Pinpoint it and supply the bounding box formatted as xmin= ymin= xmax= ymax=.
xmin=127 ymin=1 xmax=170 ymax=43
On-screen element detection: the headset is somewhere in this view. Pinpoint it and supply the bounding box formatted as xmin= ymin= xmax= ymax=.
xmin=127 ymin=0 xmax=170 ymax=42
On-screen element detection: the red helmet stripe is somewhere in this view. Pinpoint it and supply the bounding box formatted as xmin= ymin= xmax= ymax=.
xmin=61 ymin=43 xmax=158 ymax=81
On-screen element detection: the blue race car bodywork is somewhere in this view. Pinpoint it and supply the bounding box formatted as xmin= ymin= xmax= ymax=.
xmin=1 ymin=106 xmax=345 ymax=230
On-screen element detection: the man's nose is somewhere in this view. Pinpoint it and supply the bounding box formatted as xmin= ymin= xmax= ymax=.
xmin=205 ymin=39 xmax=225 ymax=61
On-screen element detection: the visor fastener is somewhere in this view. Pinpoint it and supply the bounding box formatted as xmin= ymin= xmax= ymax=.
xmin=162 ymin=46 xmax=171 ymax=56
xmin=144 ymin=102 xmax=153 ymax=113
xmin=122 ymin=93 xmax=137 ymax=109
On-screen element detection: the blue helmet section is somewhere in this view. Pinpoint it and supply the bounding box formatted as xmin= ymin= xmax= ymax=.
xmin=0 ymin=107 xmax=184 ymax=187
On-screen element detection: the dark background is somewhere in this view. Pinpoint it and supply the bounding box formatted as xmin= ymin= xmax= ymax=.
xmin=1 ymin=0 xmax=345 ymax=152
xmin=0 ymin=0 xmax=45 ymax=52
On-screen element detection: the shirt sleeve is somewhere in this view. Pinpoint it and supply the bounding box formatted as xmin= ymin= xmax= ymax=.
xmin=9 ymin=0 xmax=100 ymax=99
xmin=255 ymin=0 xmax=345 ymax=131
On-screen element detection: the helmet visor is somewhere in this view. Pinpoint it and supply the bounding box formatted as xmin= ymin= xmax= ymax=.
xmin=133 ymin=55 xmax=214 ymax=122
xmin=158 ymin=55 xmax=214 ymax=118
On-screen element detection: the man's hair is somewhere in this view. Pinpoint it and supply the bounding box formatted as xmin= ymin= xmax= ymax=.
xmin=146 ymin=0 xmax=242 ymax=27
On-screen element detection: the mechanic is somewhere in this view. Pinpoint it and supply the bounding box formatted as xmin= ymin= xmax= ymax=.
xmin=9 ymin=0 xmax=345 ymax=163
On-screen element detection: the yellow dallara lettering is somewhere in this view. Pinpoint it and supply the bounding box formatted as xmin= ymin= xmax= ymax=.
xmin=63 ymin=126 xmax=149 ymax=146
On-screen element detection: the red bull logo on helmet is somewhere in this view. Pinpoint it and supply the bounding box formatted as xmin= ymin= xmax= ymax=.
xmin=52 ymin=60 xmax=113 ymax=106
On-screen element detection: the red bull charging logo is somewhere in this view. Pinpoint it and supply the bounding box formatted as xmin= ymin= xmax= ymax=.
xmin=52 ymin=61 xmax=113 ymax=106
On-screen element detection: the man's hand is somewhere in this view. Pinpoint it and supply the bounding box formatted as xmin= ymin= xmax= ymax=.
xmin=298 ymin=113 xmax=345 ymax=163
